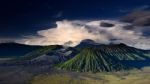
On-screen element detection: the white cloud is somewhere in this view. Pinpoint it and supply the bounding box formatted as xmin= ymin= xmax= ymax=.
xmin=17 ymin=20 xmax=150 ymax=50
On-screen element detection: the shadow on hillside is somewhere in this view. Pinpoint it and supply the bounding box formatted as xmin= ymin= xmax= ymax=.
xmin=122 ymin=59 xmax=150 ymax=68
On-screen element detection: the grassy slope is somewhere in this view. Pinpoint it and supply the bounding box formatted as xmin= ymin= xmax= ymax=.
xmin=57 ymin=47 xmax=128 ymax=72
xmin=15 ymin=45 xmax=62 ymax=61
xmin=76 ymin=44 xmax=150 ymax=60
xmin=31 ymin=67 xmax=150 ymax=84
xmin=98 ymin=44 xmax=150 ymax=60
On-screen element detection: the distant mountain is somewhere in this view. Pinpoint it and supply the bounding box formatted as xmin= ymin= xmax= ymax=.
xmin=58 ymin=41 xmax=150 ymax=72
xmin=0 ymin=42 xmax=42 ymax=58
xmin=76 ymin=40 xmax=150 ymax=60
xmin=5 ymin=45 xmax=78 ymax=66
xmin=58 ymin=47 xmax=128 ymax=72
xmin=27 ymin=47 xmax=79 ymax=65
xmin=75 ymin=39 xmax=100 ymax=49
xmin=17 ymin=45 xmax=63 ymax=61
xmin=0 ymin=45 xmax=64 ymax=65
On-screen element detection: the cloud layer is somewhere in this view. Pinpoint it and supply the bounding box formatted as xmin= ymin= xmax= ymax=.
xmin=16 ymin=20 xmax=150 ymax=50
xmin=121 ymin=10 xmax=150 ymax=26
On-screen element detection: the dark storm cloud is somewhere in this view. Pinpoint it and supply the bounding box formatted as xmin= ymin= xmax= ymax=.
xmin=121 ymin=10 xmax=150 ymax=37
xmin=142 ymin=27 xmax=150 ymax=37
xmin=121 ymin=10 xmax=150 ymax=26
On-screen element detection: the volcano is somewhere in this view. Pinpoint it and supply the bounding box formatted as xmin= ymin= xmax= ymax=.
xmin=58 ymin=47 xmax=129 ymax=72
xmin=57 ymin=42 xmax=150 ymax=72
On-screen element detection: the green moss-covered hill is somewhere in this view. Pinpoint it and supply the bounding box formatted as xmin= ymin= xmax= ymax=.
xmin=58 ymin=47 xmax=128 ymax=72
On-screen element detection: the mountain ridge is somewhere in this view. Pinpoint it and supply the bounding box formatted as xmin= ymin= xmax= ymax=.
xmin=57 ymin=47 xmax=129 ymax=72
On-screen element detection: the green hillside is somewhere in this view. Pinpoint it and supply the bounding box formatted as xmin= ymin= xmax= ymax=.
xmin=16 ymin=45 xmax=63 ymax=61
xmin=99 ymin=44 xmax=149 ymax=60
xmin=58 ymin=47 xmax=128 ymax=72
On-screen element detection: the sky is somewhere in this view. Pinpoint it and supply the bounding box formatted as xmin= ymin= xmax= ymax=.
xmin=0 ymin=0 xmax=150 ymax=49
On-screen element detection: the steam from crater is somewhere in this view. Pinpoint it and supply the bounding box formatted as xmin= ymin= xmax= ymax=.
xmin=17 ymin=20 xmax=150 ymax=49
